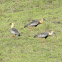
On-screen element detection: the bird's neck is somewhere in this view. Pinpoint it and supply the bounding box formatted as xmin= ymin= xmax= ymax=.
xmin=11 ymin=24 xmax=14 ymax=28
xmin=39 ymin=19 xmax=44 ymax=24
xmin=49 ymin=32 xmax=53 ymax=36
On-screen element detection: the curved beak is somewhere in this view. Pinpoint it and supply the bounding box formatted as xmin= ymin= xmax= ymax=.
xmin=44 ymin=19 xmax=47 ymax=21
xmin=9 ymin=23 xmax=11 ymax=25
xmin=53 ymin=32 xmax=57 ymax=37
xmin=45 ymin=20 xmax=47 ymax=21
xmin=53 ymin=32 xmax=56 ymax=34
xmin=43 ymin=18 xmax=47 ymax=21
xmin=53 ymin=32 xmax=57 ymax=38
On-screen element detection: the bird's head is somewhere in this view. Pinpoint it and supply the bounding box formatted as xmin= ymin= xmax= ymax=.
xmin=10 ymin=22 xmax=14 ymax=28
xmin=51 ymin=31 xmax=55 ymax=34
xmin=10 ymin=22 xmax=13 ymax=25
xmin=49 ymin=30 xmax=56 ymax=35
xmin=39 ymin=18 xmax=46 ymax=24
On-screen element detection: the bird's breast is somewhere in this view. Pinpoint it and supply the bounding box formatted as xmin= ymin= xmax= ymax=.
xmin=11 ymin=30 xmax=15 ymax=34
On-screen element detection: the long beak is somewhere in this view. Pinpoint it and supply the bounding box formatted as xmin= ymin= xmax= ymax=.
xmin=53 ymin=32 xmax=57 ymax=37
xmin=53 ymin=32 xmax=56 ymax=34
xmin=9 ymin=23 xmax=11 ymax=25
xmin=44 ymin=19 xmax=47 ymax=21
xmin=43 ymin=18 xmax=47 ymax=21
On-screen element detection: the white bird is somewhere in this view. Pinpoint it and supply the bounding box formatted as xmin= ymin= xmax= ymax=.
xmin=10 ymin=22 xmax=20 ymax=38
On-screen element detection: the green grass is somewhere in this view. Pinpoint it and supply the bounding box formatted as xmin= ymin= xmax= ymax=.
xmin=0 ymin=0 xmax=62 ymax=62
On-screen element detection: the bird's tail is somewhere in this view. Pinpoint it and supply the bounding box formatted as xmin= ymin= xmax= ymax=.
xmin=24 ymin=23 xmax=30 ymax=28
xmin=24 ymin=25 xmax=28 ymax=28
xmin=18 ymin=34 xmax=20 ymax=36
xmin=34 ymin=35 xmax=38 ymax=38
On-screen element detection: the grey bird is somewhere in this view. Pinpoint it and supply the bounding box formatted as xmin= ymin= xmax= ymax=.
xmin=34 ymin=31 xmax=55 ymax=43
xmin=10 ymin=22 xmax=20 ymax=38
xmin=24 ymin=18 xmax=46 ymax=31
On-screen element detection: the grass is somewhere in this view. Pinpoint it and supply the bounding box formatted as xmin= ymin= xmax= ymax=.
xmin=0 ymin=0 xmax=62 ymax=62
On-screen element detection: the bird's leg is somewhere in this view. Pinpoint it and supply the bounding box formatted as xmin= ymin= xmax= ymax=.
xmin=12 ymin=34 xmax=13 ymax=38
xmin=31 ymin=26 xmax=33 ymax=31
xmin=35 ymin=27 xmax=37 ymax=31
xmin=45 ymin=38 xmax=46 ymax=42
xmin=40 ymin=38 xmax=42 ymax=43
xmin=45 ymin=38 xmax=47 ymax=44
xmin=15 ymin=34 xmax=16 ymax=37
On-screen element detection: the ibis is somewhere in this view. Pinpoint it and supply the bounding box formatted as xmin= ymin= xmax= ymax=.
xmin=10 ymin=22 xmax=20 ymax=38
xmin=24 ymin=18 xmax=46 ymax=31
xmin=34 ymin=31 xmax=55 ymax=43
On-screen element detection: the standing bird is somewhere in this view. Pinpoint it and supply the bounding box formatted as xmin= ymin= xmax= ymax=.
xmin=10 ymin=22 xmax=20 ymax=38
xmin=24 ymin=18 xmax=46 ymax=31
xmin=34 ymin=31 xmax=55 ymax=43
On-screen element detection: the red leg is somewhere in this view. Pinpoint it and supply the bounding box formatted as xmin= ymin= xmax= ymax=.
xmin=35 ymin=27 xmax=37 ymax=31
xmin=40 ymin=38 xmax=42 ymax=43
xmin=45 ymin=38 xmax=46 ymax=42
xmin=45 ymin=38 xmax=47 ymax=44
xmin=31 ymin=26 xmax=33 ymax=31
xmin=12 ymin=34 xmax=13 ymax=38
xmin=15 ymin=35 xmax=16 ymax=37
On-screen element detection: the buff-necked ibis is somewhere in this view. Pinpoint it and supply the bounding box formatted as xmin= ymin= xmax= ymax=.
xmin=34 ymin=31 xmax=55 ymax=43
xmin=24 ymin=18 xmax=46 ymax=31
xmin=10 ymin=22 xmax=20 ymax=38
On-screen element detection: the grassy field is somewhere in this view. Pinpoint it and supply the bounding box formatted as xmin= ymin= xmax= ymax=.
xmin=0 ymin=0 xmax=62 ymax=62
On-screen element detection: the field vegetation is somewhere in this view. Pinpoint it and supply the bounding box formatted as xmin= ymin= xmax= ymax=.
xmin=0 ymin=0 xmax=62 ymax=62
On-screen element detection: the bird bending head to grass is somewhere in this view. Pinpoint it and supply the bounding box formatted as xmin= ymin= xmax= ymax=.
xmin=10 ymin=22 xmax=20 ymax=38
xmin=24 ymin=18 xmax=46 ymax=31
xmin=34 ymin=31 xmax=55 ymax=43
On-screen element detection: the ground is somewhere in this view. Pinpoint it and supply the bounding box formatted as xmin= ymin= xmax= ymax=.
xmin=0 ymin=0 xmax=62 ymax=62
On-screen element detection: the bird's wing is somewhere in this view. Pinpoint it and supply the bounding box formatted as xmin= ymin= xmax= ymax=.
xmin=29 ymin=21 xmax=39 ymax=26
xmin=40 ymin=33 xmax=48 ymax=37
xmin=34 ymin=32 xmax=49 ymax=38
xmin=24 ymin=21 xmax=39 ymax=28
xmin=11 ymin=28 xmax=19 ymax=34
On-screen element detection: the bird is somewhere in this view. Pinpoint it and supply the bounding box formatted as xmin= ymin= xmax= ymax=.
xmin=34 ymin=31 xmax=55 ymax=43
xmin=10 ymin=22 xmax=20 ymax=38
xmin=24 ymin=18 xmax=46 ymax=31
